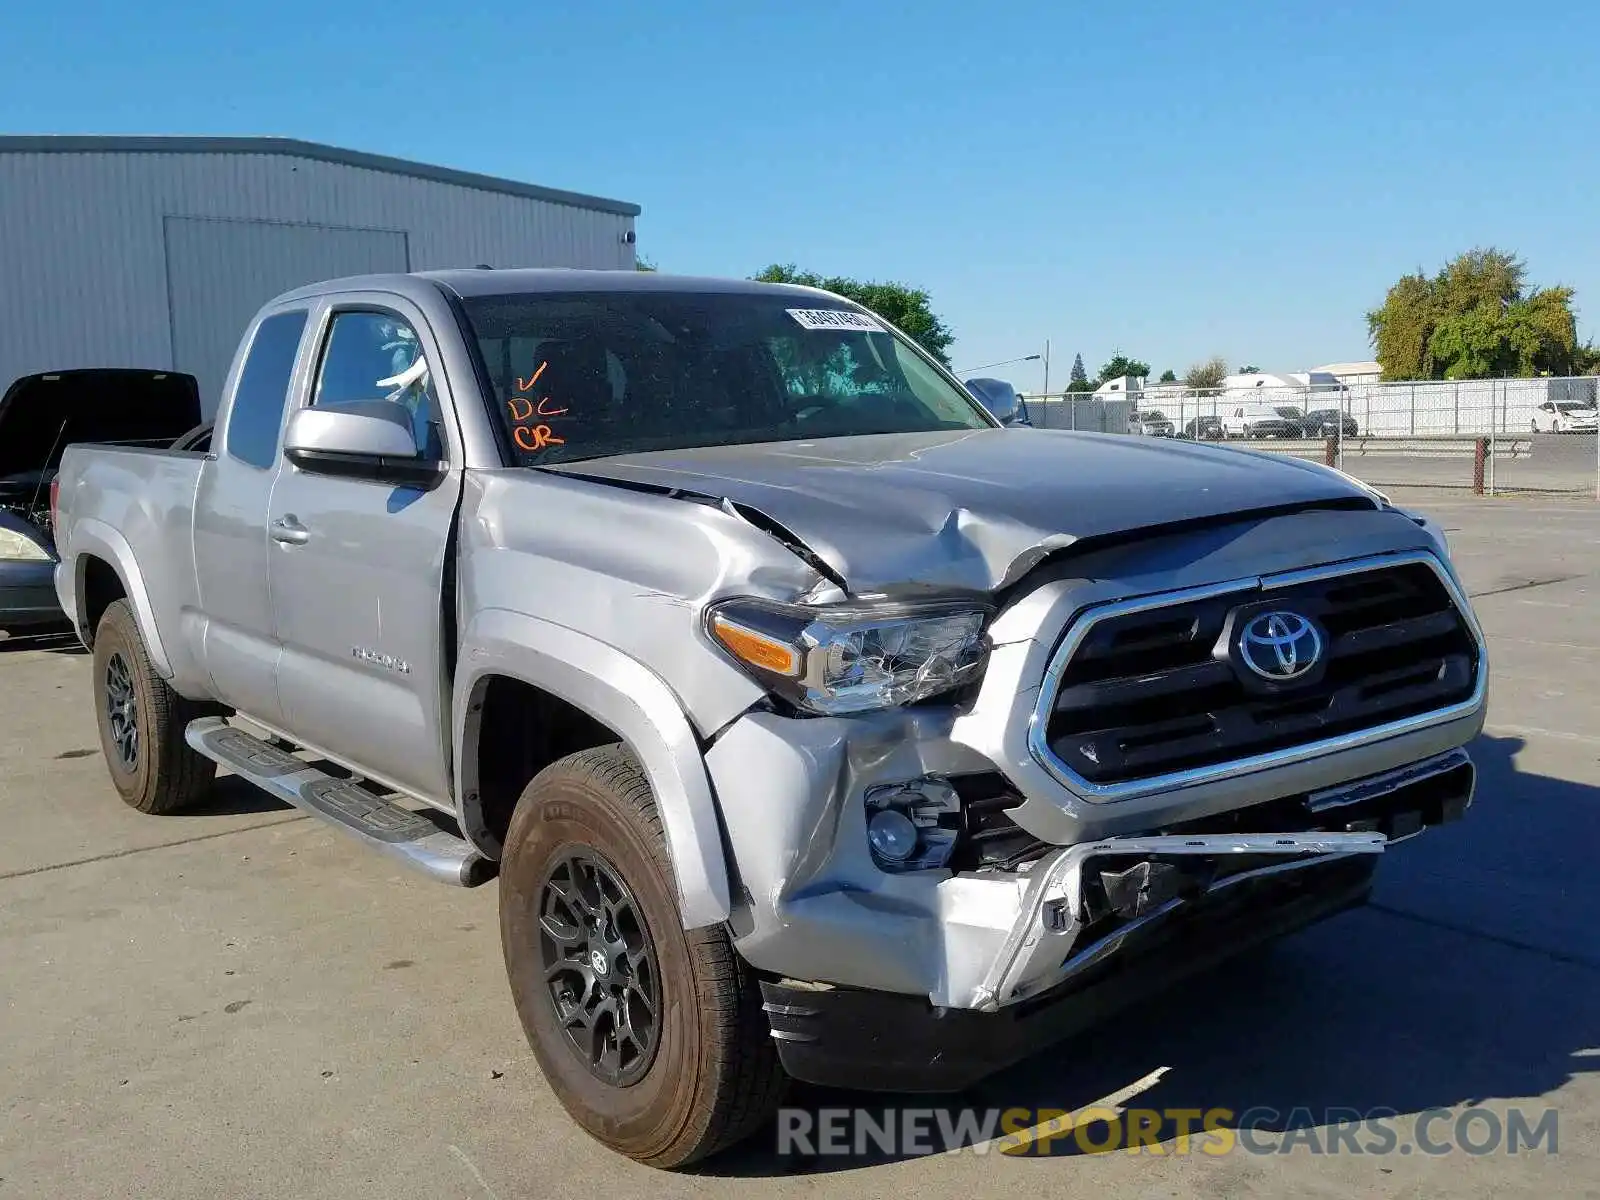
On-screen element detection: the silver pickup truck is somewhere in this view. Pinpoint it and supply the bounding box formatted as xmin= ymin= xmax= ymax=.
xmin=51 ymin=269 xmax=1486 ymax=1167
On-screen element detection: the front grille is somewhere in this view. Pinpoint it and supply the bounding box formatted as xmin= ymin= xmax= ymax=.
xmin=1043 ymin=559 xmax=1479 ymax=786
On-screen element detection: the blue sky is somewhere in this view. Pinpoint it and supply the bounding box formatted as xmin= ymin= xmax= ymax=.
xmin=4 ymin=1 xmax=1596 ymax=390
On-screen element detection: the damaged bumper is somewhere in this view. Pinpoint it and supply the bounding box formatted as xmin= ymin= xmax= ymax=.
xmin=713 ymin=705 xmax=1477 ymax=1003
xmin=967 ymin=829 xmax=1389 ymax=1011
xmin=762 ymin=851 xmax=1381 ymax=1092
xmin=752 ymin=749 xmax=1474 ymax=1091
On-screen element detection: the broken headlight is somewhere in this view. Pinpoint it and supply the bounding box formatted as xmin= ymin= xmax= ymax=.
xmin=707 ymin=598 xmax=989 ymax=715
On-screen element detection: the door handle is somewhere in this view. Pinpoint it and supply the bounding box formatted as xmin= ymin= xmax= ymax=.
xmin=270 ymin=516 xmax=310 ymax=545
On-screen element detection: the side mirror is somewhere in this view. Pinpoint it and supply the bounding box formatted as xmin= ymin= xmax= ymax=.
xmin=283 ymin=401 xmax=440 ymax=484
xmin=963 ymin=377 xmax=1031 ymax=427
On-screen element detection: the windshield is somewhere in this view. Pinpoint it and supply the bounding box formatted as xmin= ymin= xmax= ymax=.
xmin=459 ymin=291 xmax=993 ymax=465
xmin=1273 ymin=406 xmax=1304 ymax=418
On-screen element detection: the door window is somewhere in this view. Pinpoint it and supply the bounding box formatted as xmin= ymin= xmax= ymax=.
xmin=313 ymin=311 xmax=444 ymax=459
xmin=226 ymin=311 xmax=308 ymax=469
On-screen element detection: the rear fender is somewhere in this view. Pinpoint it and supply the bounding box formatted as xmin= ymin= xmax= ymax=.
xmin=66 ymin=518 xmax=174 ymax=678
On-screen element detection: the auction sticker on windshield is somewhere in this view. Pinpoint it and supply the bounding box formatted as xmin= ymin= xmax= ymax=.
xmin=787 ymin=308 xmax=881 ymax=332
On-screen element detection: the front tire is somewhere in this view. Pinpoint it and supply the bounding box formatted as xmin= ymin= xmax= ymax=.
xmin=91 ymin=599 xmax=217 ymax=813
xmin=499 ymin=745 xmax=785 ymax=1168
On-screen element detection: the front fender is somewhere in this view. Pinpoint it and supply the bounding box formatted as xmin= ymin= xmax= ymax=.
xmin=64 ymin=518 xmax=175 ymax=678
xmin=453 ymin=608 xmax=731 ymax=930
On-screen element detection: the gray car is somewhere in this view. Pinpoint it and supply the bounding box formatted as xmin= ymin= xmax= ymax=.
xmin=51 ymin=270 xmax=1486 ymax=1167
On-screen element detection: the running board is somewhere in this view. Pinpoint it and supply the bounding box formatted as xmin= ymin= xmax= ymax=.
xmin=185 ymin=717 xmax=494 ymax=887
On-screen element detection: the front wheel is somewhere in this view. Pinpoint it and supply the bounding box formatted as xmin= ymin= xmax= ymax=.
xmin=499 ymin=745 xmax=785 ymax=1168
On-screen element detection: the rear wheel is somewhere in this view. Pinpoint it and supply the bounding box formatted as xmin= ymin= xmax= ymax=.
xmin=91 ymin=599 xmax=217 ymax=813
xmin=499 ymin=745 xmax=785 ymax=1168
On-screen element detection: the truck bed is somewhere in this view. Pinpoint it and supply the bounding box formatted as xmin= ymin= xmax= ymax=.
xmin=52 ymin=443 xmax=208 ymax=676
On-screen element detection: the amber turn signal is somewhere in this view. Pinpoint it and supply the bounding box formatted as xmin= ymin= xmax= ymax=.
xmin=709 ymin=613 xmax=802 ymax=677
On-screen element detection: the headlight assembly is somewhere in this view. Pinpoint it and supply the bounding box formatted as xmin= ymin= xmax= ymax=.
xmin=707 ymin=597 xmax=990 ymax=715
xmin=0 ymin=527 xmax=51 ymax=562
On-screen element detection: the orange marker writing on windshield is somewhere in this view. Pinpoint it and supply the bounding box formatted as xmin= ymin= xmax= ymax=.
xmin=508 ymin=396 xmax=534 ymax=421
xmin=515 ymin=361 xmax=548 ymax=392
xmin=514 ymin=424 xmax=564 ymax=452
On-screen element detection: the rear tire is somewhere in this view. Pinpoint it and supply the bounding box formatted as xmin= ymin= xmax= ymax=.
xmin=499 ymin=745 xmax=785 ymax=1168
xmin=91 ymin=599 xmax=217 ymax=813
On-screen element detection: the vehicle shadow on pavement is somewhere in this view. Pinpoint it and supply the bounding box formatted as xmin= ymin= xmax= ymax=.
xmin=0 ymin=626 xmax=85 ymax=654
xmin=183 ymin=774 xmax=294 ymax=817
xmin=701 ymin=732 xmax=1599 ymax=1173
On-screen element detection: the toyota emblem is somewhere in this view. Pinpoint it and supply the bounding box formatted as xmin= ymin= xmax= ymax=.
xmin=1237 ymin=611 xmax=1323 ymax=681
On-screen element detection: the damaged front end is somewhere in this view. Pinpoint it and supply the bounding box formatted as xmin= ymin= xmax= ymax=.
xmin=696 ymin=512 xmax=1485 ymax=1089
xmin=526 ymin=428 xmax=1487 ymax=1092
xmin=748 ymin=748 xmax=1475 ymax=1092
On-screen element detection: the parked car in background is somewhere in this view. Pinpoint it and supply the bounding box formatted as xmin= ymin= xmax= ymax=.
xmin=963 ymin=377 xmax=1031 ymax=426
xmin=1300 ymin=408 xmax=1359 ymax=438
xmin=1531 ymin=400 xmax=1599 ymax=434
xmin=1221 ymin=403 xmax=1304 ymax=439
xmin=0 ymin=369 xmax=201 ymax=629
xmin=1182 ymin=415 xmax=1225 ymax=440
xmin=1128 ymin=409 xmax=1174 ymax=437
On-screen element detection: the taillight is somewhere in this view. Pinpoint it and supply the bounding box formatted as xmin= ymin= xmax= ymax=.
xmin=49 ymin=476 xmax=61 ymax=530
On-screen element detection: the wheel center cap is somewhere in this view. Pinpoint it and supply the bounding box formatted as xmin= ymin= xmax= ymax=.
xmin=589 ymin=947 xmax=609 ymax=977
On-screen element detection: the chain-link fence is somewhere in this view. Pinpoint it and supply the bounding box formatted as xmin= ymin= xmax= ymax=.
xmin=1017 ymin=376 xmax=1600 ymax=496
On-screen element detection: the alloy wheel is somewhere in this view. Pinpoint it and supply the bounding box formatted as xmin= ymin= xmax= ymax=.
xmin=537 ymin=849 xmax=662 ymax=1086
xmin=104 ymin=651 xmax=139 ymax=770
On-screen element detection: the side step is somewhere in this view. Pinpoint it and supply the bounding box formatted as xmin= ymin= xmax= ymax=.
xmin=185 ymin=717 xmax=495 ymax=887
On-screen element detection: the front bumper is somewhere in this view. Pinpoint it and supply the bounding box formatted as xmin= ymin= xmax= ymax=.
xmin=763 ymin=852 xmax=1377 ymax=1091
xmin=0 ymin=558 xmax=64 ymax=627
xmin=713 ymin=707 xmax=1477 ymax=1011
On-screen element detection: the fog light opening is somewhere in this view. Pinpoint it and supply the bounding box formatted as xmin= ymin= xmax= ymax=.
xmin=864 ymin=775 xmax=962 ymax=872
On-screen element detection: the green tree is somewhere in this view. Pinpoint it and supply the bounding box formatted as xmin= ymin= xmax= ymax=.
xmin=1095 ymin=353 xmax=1151 ymax=385
xmin=1067 ymin=352 xmax=1093 ymax=393
xmin=1368 ymin=248 xmax=1582 ymax=380
xmin=753 ymin=264 xmax=955 ymax=366
xmin=1368 ymin=272 xmax=1437 ymax=379
xmin=635 ymin=254 xmax=657 ymax=272
xmin=1184 ymin=356 xmax=1228 ymax=391
xmin=1237 ymin=364 xmax=1260 ymax=374
xmin=1158 ymin=369 xmax=1177 ymax=383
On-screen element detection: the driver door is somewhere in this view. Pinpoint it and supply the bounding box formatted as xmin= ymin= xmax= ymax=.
xmin=266 ymin=299 xmax=462 ymax=802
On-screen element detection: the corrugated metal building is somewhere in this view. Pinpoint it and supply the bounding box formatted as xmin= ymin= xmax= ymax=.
xmin=0 ymin=136 xmax=640 ymax=415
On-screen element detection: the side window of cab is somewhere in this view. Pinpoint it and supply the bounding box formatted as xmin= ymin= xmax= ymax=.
xmin=225 ymin=310 xmax=308 ymax=470
xmin=313 ymin=310 xmax=444 ymax=460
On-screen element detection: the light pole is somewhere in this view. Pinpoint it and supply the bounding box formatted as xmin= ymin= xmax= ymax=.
xmin=956 ymin=353 xmax=1042 ymax=376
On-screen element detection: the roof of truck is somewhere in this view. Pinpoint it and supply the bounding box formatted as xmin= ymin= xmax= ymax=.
xmin=425 ymin=269 xmax=837 ymax=299
xmin=273 ymin=269 xmax=845 ymax=304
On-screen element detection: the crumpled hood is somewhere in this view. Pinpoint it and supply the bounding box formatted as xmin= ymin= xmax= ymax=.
xmin=548 ymin=428 xmax=1381 ymax=594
